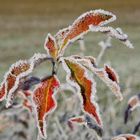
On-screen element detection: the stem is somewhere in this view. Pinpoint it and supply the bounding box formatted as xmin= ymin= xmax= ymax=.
xmin=96 ymin=46 xmax=106 ymax=66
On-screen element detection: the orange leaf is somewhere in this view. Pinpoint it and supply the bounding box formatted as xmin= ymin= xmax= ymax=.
xmin=62 ymin=58 xmax=102 ymax=126
xmin=73 ymin=56 xmax=122 ymax=101
xmin=112 ymin=134 xmax=138 ymax=140
xmin=59 ymin=10 xmax=116 ymax=53
xmin=33 ymin=75 xmax=60 ymax=139
xmin=44 ymin=33 xmax=58 ymax=59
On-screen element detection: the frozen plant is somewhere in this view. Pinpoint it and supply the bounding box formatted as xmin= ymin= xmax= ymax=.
xmin=0 ymin=9 xmax=134 ymax=139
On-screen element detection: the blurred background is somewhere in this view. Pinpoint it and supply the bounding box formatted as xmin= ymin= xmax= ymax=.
xmin=0 ymin=0 xmax=140 ymax=140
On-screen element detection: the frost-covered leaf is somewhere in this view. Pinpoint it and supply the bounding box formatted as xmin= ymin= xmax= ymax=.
xmin=68 ymin=115 xmax=103 ymax=137
xmin=89 ymin=26 xmax=134 ymax=48
xmin=0 ymin=53 xmax=48 ymax=107
xmin=1 ymin=60 xmax=34 ymax=107
xmin=124 ymin=93 xmax=140 ymax=124
xmin=104 ymin=64 xmax=119 ymax=84
xmin=91 ymin=65 xmax=122 ymax=101
xmin=55 ymin=27 xmax=70 ymax=49
xmin=44 ymin=34 xmax=58 ymax=59
xmin=68 ymin=116 xmax=85 ymax=131
xmin=62 ymin=58 xmax=102 ymax=126
xmin=58 ymin=9 xmax=116 ymax=54
xmin=128 ymin=94 xmax=140 ymax=111
xmin=112 ymin=134 xmax=139 ymax=140
xmin=68 ymin=116 xmax=85 ymax=125
xmin=32 ymin=75 xmax=60 ymax=139
xmin=73 ymin=56 xmax=122 ymax=101
xmin=29 ymin=53 xmax=49 ymax=67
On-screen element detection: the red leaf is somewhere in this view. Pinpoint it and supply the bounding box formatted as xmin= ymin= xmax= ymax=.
xmin=44 ymin=34 xmax=58 ymax=59
xmin=59 ymin=10 xmax=116 ymax=54
xmin=69 ymin=116 xmax=85 ymax=124
xmin=0 ymin=82 xmax=6 ymax=101
xmin=105 ymin=65 xmax=119 ymax=83
xmin=33 ymin=75 xmax=60 ymax=139
xmin=68 ymin=116 xmax=85 ymax=131
xmin=62 ymin=58 xmax=102 ymax=126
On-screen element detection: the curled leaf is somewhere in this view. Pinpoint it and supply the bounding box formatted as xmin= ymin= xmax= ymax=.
xmin=94 ymin=65 xmax=122 ymax=100
xmin=68 ymin=115 xmax=103 ymax=137
xmin=59 ymin=9 xmax=116 ymax=54
xmin=112 ymin=134 xmax=139 ymax=140
xmin=62 ymin=58 xmax=102 ymax=126
xmin=128 ymin=94 xmax=140 ymax=111
xmin=68 ymin=116 xmax=85 ymax=131
xmin=89 ymin=26 xmax=134 ymax=48
xmin=124 ymin=93 xmax=140 ymax=124
xmin=32 ymin=75 xmax=60 ymax=139
xmin=68 ymin=116 xmax=85 ymax=125
xmin=44 ymin=34 xmax=58 ymax=59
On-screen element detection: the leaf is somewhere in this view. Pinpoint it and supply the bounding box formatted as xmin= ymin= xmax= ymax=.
xmin=55 ymin=27 xmax=70 ymax=49
xmin=0 ymin=82 xmax=7 ymax=101
xmin=124 ymin=93 xmax=140 ymax=124
xmin=68 ymin=116 xmax=85 ymax=124
xmin=73 ymin=56 xmax=122 ymax=101
xmin=62 ymin=58 xmax=102 ymax=126
xmin=105 ymin=65 xmax=119 ymax=83
xmin=128 ymin=94 xmax=140 ymax=111
xmin=112 ymin=134 xmax=138 ymax=140
xmin=68 ymin=116 xmax=85 ymax=131
xmin=59 ymin=9 xmax=116 ymax=54
xmin=68 ymin=115 xmax=103 ymax=137
xmin=32 ymin=75 xmax=60 ymax=139
xmin=1 ymin=60 xmax=34 ymax=107
xmin=89 ymin=26 xmax=134 ymax=48
xmin=85 ymin=115 xmax=103 ymax=137
xmin=44 ymin=34 xmax=58 ymax=59
xmin=0 ymin=53 xmax=48 ymax=107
